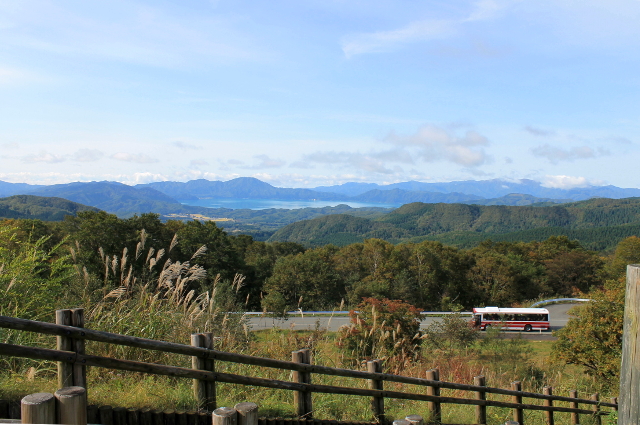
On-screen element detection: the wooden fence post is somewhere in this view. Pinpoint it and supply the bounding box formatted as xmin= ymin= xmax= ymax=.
xmin=212 ymin=407 xmax=237 ymax=425
xmin=71 ymin=308 xmax=87 ymax=388
xmin=543 ymin=387 xmax=553 ymax=425
xmin=474 ymin=376 xmax=486 ymax=425
xmin=21 ymin=393 xmax=56 ymax=424
xmin=292 ymin=349 xmax=312 ymax=418
xmin=55 ymin=386 xmax=87 ymax=425
xmin=191 ymin=333 xmax=216 ymax=412
xmin=592 ymin=393 xmax=601 ymax=425
xmin=56 ymin=309 xmax=74 ymax=388
xmin=426 ymin=369 xmax=441 ymax=424
xmin=234 ymin=402 xmax=258 ymax=425
xmin=620 ymin=264 xmax=640 ymax=425
xmin=511 ymin=381 xmax=523 ymax=425
xmin=367 ymin=360 xmax=385 ymax=424
xmin=569 ymin=390 xmax=579 ymax=425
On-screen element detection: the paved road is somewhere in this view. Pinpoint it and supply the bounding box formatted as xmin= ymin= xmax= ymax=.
xmin=247 ymin=303 xmax=581 ymax=341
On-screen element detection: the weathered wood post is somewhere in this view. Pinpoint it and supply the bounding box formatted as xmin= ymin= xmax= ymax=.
xmin=591 ymin=393 xmax=601 ymax=425
xmin=292 ymin=349 xmax=312 ymax=418
xmin=367 ymin=359 xmax=385 ymax=424
xmin=620 ymin=264 xmax=640 ymax=425
xmin=511 ymin=381 xmax=523 ymax=425
xmin=569 ymin=390 xmax=579 ymax=425
xmin=234 ymin=402 xmax=258 ymax=425
xmin=543 ymin=387 xmax=553 ymax=425
xmin=54 ymin=386 xmax=87 ymax=425
xmin=426 ymin=369 xmax=441 ymax=423
xmin=56 ymin=309 xmax=74 ymax=388
xmin=191 ymin=332 xmax=216 ymax=411
xmin=474 ymin=375 xmax=487 ymax=425
xmin=212 ymin=407 xmax=237 ymax=425
xmin=21 ymin=393 xmax=56 ymax=424
xmin=70 ymin=308 xmax=87 ymax=388
xmin=56 ymin=308 xmax=87 ymax=389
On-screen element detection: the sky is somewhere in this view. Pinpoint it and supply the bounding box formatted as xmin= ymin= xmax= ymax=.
xmin=1 ymin=0 xmax=639 ymax=189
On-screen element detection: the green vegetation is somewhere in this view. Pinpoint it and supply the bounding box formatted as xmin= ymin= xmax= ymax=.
xmin=0 ymin=211 xmax=626 ymax=312
xmin=0 ymin=209 xmax=629 ymax=421
xmin=269 ymin=197 xmax=640 ymax=251
xmin=337 ymin=298 xmax=423 ymax=368
xmin=0 ymin=195 xmax=98 ymax=221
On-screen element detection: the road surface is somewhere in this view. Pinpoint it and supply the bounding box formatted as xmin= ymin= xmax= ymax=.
xmin=246 ymin=303 xmax=581 ymax=341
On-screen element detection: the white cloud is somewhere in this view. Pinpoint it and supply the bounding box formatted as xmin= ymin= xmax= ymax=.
xmin=531 ymin=144 xmax=610 ymax=164
xmin=0 ymin=2 xmax=264 ymax=69
xmin=190 ymin=159 xmax=209 ymax=166
xmin=386 ymin=125 xmax=491 ymax=167
xmin=110 ymin=152 xmax=158 ymax=163
xmin=301 ymin=151 xmax=400 ymax=175
xmin=21 ymin=151 xmax=65 ymax=163
xmin=128 ymin=172 xmax=168 ymax=185
xmin=524 ymin=126 xmax=555 ymax=137
xmin=541 ymin=175 xmax=593 ymax=189
xmin=72 ymin=149 xmax=104 ymax=162
xmin=172 ymin=141 xmax=201 ymax=150
xmin=342 ymin=19 xmax=455 ymax=58
xmin=341 ymin=0 xmax=511 ymax=57
xmin=244 ymin=154 xmax=286 ymax=169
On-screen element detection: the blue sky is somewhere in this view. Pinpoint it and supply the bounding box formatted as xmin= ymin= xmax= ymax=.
xmin=1 ymin=0 xmax=639 ymax=189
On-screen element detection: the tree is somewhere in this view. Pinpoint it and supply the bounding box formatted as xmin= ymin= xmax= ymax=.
xmin=542 ymin=250 xmax=604 ymax=295
xmin=175 ymin=220 xmax=246 ymax=284
xmin=552 ymin=279 xmax=624 ymax=386
xmin=262 ymin=245 xmax=344 ymax=311
xmin=608 ymin=236 xmax=640 ymax=279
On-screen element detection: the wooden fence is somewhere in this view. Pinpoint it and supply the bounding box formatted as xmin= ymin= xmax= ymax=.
xmin=0 ymin=310 xmax=617 ymax=425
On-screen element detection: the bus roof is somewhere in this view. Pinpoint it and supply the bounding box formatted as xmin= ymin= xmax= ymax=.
xmin=473 ymin=307 xmax=549 ymax=314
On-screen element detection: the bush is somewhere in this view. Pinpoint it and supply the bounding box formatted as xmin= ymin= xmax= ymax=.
xmin=422 ymin=312 xmax=478 ymax=352
xmin=337 ymin=297 xmax=422 ymax=369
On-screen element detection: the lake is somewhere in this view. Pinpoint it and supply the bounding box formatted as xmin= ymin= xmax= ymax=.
xmin=179 ymin=198 xmax=400 ymax=210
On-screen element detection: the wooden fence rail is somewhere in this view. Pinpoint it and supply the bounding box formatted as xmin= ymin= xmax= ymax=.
xmin=0 ymin=311 xmax=617 ymax=425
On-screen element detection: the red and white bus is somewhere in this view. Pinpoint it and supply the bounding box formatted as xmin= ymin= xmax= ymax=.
xmin=471 ymin=307 xmax=550 ymax=332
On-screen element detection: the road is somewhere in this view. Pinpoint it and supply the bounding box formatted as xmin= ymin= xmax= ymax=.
xmin=246 ymin=303 xmax=580 ymax=341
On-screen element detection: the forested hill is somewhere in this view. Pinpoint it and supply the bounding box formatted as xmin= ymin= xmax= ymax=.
xmin=0 ymin=195 xmax=99 ymax=220
xmin=268 ymin=197 xmax=640 ymax=250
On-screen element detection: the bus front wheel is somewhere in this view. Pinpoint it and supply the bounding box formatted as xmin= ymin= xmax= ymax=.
xmin=524 ymin=324 xmax=532 ymax=332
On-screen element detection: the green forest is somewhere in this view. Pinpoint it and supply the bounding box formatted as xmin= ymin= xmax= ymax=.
xmin=268 ymin=197 xmax=640 ymax=251
xmin=2 ymin=209 xmax=638 ymax=314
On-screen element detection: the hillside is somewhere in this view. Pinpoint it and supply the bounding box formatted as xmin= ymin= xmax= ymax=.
xmin=27 ymin=181 xmax=197 ymax=217
xmin=268 ymin=197 xmax=640 ymax=249
xmin=0 ymin=195 xmax=99 ymax=220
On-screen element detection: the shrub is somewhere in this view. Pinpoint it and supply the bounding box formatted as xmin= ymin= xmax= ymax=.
xmin=422 ymin=312 xmax=478 ymax=352
xmin=337 ymin=297 xmax=422 ymax=369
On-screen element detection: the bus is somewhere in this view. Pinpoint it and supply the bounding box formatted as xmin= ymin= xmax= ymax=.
xmin=471 ymin=307 xmax=550 ymax=332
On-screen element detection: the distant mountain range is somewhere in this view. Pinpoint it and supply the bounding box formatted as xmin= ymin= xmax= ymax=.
xmin=2 ymin=178 xmax=640 ymax=250
xmin=0 ymin=177 xmax=639 ymax=218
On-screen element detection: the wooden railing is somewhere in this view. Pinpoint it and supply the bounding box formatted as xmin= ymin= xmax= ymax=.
xmin=0 ymin=310 xmax=617 ymax=425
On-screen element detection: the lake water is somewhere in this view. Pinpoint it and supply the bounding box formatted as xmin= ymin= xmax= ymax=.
xmin=180 ymin=198 xmax=400 ymax=210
